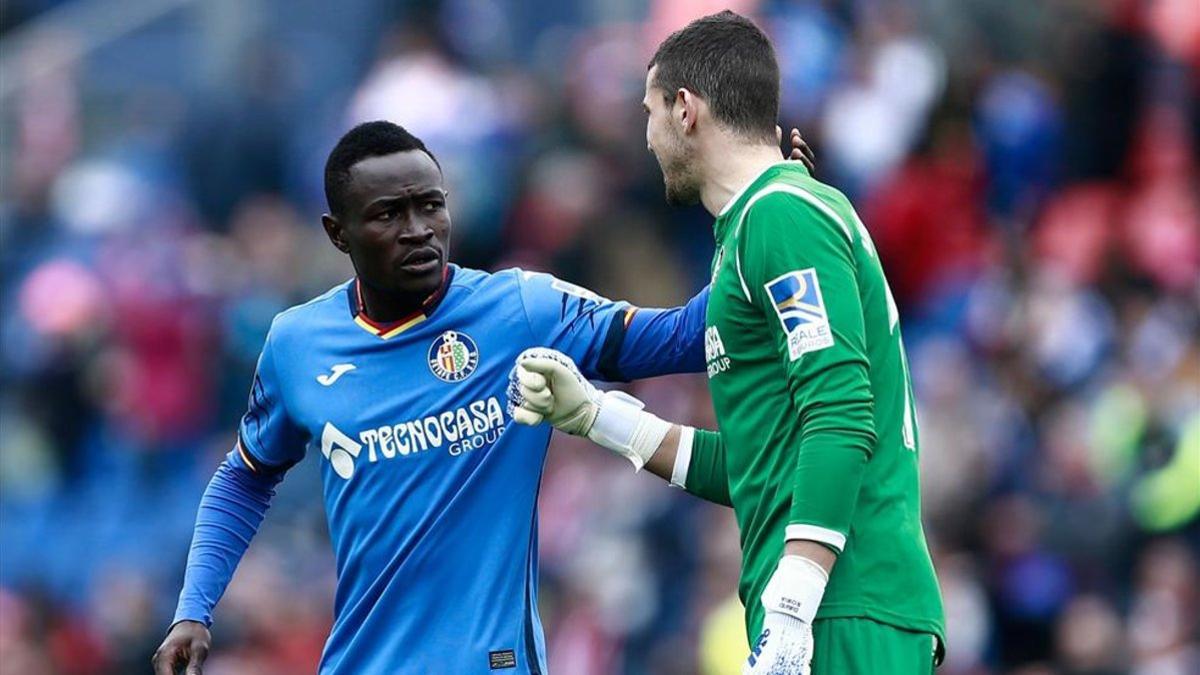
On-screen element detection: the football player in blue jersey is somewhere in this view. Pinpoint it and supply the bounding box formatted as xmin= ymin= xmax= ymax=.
xmin=153 ymin=121 xmax=813 ymax=674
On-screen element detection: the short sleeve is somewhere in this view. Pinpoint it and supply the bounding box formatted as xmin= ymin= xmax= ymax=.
xmin=515 ymin=270 xmax=632 ymax=378
xmin=515 ymin=269 xmax=709 ymax=381
xmin=236 ymin=327 xmax=306 ymax=473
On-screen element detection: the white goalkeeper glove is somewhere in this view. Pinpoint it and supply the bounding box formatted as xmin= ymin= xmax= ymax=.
xmin=507 ymin=348 xmax=670 ymax=470
xmin=743 ymin=555 xmax=828 ymax=675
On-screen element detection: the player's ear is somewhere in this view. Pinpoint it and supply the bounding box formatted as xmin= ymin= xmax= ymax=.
xmin=321 ymin=214 xmax=351 ymax=254
xmin=676 ymin=88 xmax=698 ymax=134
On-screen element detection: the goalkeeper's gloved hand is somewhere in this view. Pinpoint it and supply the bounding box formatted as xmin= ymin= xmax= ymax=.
xmin=507 ymin=348 xmax=670 ymax=470
xmin=743 ymin=556 xmax=828 ymax=675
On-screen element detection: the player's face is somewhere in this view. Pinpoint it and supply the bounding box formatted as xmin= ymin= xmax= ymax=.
xmin=332 ymin=150 xmax=451 ymax=298
xmin=644 ymin=67 xmax=701 ymax=206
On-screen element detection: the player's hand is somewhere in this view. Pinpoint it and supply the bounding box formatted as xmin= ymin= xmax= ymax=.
xmin=782 ymin=126 xmax=816 ymax=173
xmin=508 ymin=348 xmax=670 ymax=470
xmin=153 ymin=620 xmax=211 ymax=675
xmin=743 ymin=556 xmax=827 ymax=675
xmin=509 ymin=348 xmax=603 ymax=435
xmin=744 ymin=611 xmax=814 ymax=675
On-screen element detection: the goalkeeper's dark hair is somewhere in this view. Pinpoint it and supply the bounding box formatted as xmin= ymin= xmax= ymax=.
xmin=324 ymin=121 xmax=441 ymax=217
xmin=648 ymin=10 xmax=779 ymax=145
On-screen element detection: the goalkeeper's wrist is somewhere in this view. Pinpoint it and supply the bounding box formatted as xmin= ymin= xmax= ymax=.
xmin=761 ymin=555 xmax=829 ymax=624
xmin=586 ymin=390 xmax=671 ymax=471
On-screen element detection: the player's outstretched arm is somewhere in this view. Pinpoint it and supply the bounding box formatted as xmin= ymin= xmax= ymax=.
xmin=507 ymin=348 xmax=731 ymax=506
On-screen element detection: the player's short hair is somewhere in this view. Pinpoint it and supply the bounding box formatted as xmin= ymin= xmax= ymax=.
xmin=324 ymin=121 xmax=441 ymax=217
xmin=648 ymin=10 xmax=779 ymax=144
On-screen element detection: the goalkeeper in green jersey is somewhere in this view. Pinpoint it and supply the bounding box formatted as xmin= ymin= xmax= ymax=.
xmin=508 ymin=10 xmax=944 ymax=675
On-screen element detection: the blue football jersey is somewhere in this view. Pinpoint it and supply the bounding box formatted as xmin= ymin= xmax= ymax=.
xmin=230 ymin=265 xmax=706 ymax=674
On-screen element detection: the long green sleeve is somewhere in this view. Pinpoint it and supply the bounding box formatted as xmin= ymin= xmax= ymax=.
xmin=739 ymin=191 xmax=876 ymax=551
xmin=683 ymin=428 xmax=733 ymax=507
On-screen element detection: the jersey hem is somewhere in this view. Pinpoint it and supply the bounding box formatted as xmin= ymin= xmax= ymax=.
xmin=813 ymin=603 xmax=946 ymax=645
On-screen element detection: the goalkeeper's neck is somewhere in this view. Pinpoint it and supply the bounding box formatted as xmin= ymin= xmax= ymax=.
xmin=698 ymin=137 xmax=785 ymax=218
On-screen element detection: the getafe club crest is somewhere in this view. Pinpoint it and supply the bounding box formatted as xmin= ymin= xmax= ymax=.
xmin=428 ymin=331 xmax=480 ymax=382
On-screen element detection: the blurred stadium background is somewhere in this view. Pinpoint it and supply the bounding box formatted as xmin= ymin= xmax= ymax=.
xmin=1 ymin=0 xmax=1198 ymax=673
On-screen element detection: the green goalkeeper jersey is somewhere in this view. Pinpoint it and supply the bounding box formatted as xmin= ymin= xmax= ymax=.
xmin=686 ymin=162 xmax=945 ymax=646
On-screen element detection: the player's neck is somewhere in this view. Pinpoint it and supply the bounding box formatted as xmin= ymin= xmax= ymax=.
xmin=360 ymin=286 xmax=424 ymax=323
xmin=699 ymin=141 xmax=785 ymax=218
xmin=357 ymin=275 xmax=443 ymax=323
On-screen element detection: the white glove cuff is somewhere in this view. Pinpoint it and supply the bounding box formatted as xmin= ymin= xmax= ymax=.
xmin=588 ymin=390 xmax=671 ymax=471
xmin=761 ymin=555 xmax=829 ymax=624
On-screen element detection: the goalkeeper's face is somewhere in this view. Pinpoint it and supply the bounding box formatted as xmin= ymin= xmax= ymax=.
xmin=644 ymin=68 xmax=702 ymax=206
xmin=324 ymin=150 xmax=451 ymax=299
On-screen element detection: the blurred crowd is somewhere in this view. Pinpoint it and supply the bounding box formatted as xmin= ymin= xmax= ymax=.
xmin=1 ymin=0 xmax=1198 ymax=673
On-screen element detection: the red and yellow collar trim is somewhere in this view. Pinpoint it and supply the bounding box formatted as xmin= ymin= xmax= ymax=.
xmin=351 ymin=266 xmax=452 ymax=339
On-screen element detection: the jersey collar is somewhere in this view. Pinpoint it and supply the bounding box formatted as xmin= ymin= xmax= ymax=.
xmin=713 ymin=162 xmax=810 ymax=241
xmin=348 ymin=265 xmax=455 ymax=339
